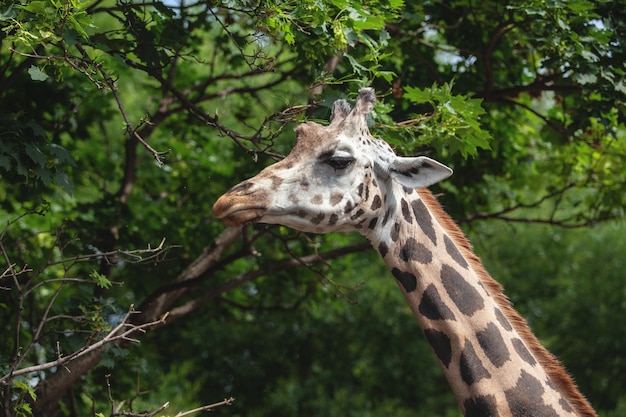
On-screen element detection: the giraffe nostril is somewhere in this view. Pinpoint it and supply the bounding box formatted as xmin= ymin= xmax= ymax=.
xmin=229 ymin=181 xmax=254 ymax=195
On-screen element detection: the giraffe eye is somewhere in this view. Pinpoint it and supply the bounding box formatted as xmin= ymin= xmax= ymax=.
xmin=326 ymin=156 xmax=355 ymax=171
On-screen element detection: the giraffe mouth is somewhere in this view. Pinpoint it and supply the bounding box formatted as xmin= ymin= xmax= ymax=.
xmin=220 ymin=208 xmax=265 ymax=226
xmin=212 ymin=195 xmax=266 ymax=227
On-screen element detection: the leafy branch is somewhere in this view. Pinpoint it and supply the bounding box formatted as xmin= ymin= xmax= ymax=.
xmin=397 ymin=81 xmax=492 ymax=158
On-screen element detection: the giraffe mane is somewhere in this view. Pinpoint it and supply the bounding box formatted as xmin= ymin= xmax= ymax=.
xmin=416 ymin=188 xmax=597 ymax=417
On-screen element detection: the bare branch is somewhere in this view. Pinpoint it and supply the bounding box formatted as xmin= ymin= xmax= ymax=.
xmin=38 ymin=238 xmax=173 ymax=273
xmin=103 ymin=374 xmax=233 ymax=417
xmin=460 ymin=181 xmax=622 ymax=228
xmin=481 ymin=20 xmax=517 ymax=94
xmin=173 ymin=397 xmax=235 ymax=417
xmin=78 ymin=44 xmax=171 ymax=167
xmin=0 ymin=307 xmax=167 ymax=383
xmin=132 ymin=226 xmax=243 ymax=324
xmin=474 ymin=74 xmax=581 ymax=102
xmin=309 ymin=53 xmax=344 ymax=103
xmin=12 ymin=281 xmax=67 ymax=374
xmin=166 ymin=241 xmax=372 ymax=322
xmin=121 ymin=56 xmax=304 ymax=157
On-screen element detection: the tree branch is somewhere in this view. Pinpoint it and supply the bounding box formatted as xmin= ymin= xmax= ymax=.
xmin=482 ymin=20 xmax=517 ymax=94
xmin=173 ymin=397 xmax=235 ymax=417
xmin=14 ymin=305 xmax=166 ymax=417
xmin=166 ymin=241 xmax=372 ymax=322
xmin=121 ymin=56 xmax=303 ymax=156
xmin=474 ymin=76 xmax=581 ymax=102
xmin=2 ymin=308 xmax=166 ymax=384
xmin=459 ymin=180 xmax=621 ymax=228
xmin=132 ymin=226 xmax=243 ymax=324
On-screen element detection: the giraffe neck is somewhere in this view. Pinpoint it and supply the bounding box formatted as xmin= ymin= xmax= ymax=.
xmin=362 ymin=187 xmax=596 ymax=417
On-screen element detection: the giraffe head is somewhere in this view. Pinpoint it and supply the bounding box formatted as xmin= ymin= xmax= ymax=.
xmin=212 ymin=88 xmax=452 ymax=234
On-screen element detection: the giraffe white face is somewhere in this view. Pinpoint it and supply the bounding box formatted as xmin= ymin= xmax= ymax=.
xmin=212 ymin=88 xmax=452 ymax=234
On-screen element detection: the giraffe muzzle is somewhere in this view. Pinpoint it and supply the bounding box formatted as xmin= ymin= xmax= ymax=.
xmin=212 ymin=193 xmax=266 ymax=226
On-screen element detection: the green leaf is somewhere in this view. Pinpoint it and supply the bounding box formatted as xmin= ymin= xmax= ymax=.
xmin=24 ymin=144 xmax=46 ymax=167
xmin=0 ymin=4 xmax=17 ymax=21
xmin=13 ymin=381 xmax=37 ymax=401
xmin=17 ymin=1 xmax=47 ymax=14
xmin=90 ymin=270 xmax=112 ymax=289
xmin=404 ymin=85 xmax=433 ymax=104
xmin=376 ymin=70 xmax=395 ymax=83
xmin=50 ymin=144 xmax=76 ymax=166
xmin=54 ymin=171 xmax=74 ymax=194
xmin=14 ymin=403 xmax=33 ymax=417
xmin=25 ymin=120 xmax=47 ymax=138
xmin=284 ymin=30 xmax=295 ymax=45
xmin=27 ymin=65 xmax=48 ymax=81
xmin=68 ymin=14 xmax=89 ymax=39
xmin=344 ymin=52 xmax=368 ymax=74
xmin=403 ymin=82 xmax=491 ymax=157
xmin=565 ymin=0 xmax=595 ymax=13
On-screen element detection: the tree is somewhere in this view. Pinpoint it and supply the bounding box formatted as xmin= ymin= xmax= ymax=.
xmin=1 ymin=0 xmax=624 ymax=416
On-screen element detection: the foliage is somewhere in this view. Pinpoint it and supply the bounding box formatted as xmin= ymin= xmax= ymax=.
xmin=0 ymin=0 xmax=625 ymax=416
xmin=402 ymin=81 xmax=491 ymax=158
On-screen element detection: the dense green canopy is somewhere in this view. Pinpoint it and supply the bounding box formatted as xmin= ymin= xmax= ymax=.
xmin=1 ymin=1 xmax=625 ymax=416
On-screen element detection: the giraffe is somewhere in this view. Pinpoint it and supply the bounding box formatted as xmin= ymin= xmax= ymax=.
xmin=212 ymin=88 xmax=597 ymax=417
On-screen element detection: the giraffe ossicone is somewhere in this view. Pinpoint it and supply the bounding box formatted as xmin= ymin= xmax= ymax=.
xmin=212 ymin=88 xmax=597 ymax=417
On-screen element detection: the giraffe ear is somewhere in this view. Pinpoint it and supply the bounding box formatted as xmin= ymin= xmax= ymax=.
xmin=388 ymin=156 xmax=453 ymax=188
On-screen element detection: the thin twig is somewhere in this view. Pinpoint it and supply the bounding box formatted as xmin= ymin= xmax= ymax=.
xmin=12 ymin=282 xmax=68 ymax=373
xmin=76 ymin=43 xmax=171 ymax=165
xmin=173 ymin=397 xmax=235 ymax=417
